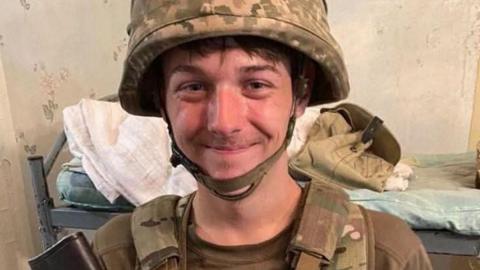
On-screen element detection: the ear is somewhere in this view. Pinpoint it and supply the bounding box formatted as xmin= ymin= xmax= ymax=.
xmin=294 ymin=85 xmax=311 ymax=117
xmin=294 ymin=59 xmax=315 ymax=118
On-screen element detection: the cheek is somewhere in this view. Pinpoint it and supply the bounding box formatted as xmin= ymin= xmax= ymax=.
xmin=248 ymin=96 xmax=292 ymax=138
xmin=168 ymin=102 xmax=205 ymax=142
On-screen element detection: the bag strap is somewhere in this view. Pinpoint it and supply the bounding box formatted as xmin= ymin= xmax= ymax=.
xmin=290 ymin=182 xmax=373 ymax=270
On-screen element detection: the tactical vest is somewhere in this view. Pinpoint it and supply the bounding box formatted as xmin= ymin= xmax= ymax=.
xmin=131 ymin=182 xmax=374 ymax=270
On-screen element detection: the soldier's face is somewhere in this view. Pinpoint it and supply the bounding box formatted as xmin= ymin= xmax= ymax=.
xmin=162 ymin=47 xmax=306 ymax=179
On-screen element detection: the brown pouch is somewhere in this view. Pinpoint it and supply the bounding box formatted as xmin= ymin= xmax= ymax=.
xmin=29 ymin=232 xmax=102 ymax=270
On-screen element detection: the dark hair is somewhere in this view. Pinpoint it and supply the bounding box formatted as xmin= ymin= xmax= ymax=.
xmin=139 ymin=36 xmax=302 ymax=113
xmin=176 ymin=36 xmax=298 ymax=70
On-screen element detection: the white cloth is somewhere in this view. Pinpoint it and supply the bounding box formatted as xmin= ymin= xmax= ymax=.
xmin=287 ymin=107 xmax=320 ymax=158
xmin=384 ymin=162 xmax=413 ymax=191
xmin=63 ymin=99 xmax=197 ymax=206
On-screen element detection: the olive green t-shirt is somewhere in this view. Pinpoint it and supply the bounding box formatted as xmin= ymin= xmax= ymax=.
xmin=186 ymin=223 xmax=293 ymax=269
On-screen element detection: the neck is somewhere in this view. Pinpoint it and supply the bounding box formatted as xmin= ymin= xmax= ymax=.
xmin=191 ymin=153 xmax=302 ymax=246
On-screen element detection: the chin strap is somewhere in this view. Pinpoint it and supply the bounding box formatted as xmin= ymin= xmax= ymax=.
xmin=170 ymin=116 xmax=296 ymax=201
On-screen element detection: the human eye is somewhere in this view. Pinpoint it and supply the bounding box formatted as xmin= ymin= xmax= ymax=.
xmin=247 ymin=81 xmax=267 ymax=90
xmin=172 ymin=81 xmax=209 ymax=101
xmin=244 ymin=80 xmax=273 ymax=91
xmin=242 ymin=79 xmax=276 ymax=99
xmin=178 ymin=82 xmax=206 ymax=92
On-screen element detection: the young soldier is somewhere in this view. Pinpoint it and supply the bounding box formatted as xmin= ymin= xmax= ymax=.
xmin=93 ymin=1 xmax=432 ymax=269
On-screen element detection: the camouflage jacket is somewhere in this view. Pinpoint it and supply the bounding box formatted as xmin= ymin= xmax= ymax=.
xmin=92 ymin=182 xmax=432 ymax=270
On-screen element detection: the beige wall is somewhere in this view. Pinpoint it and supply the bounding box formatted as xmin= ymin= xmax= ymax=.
xmin=329 ymin=0 xmax=480 ymax=154
xmin=0 ymin=1 xmax=130 ymax=267
xmin=468 ymin=58 xmax=480 ymax=149
xmin=0 ymin=0 xmax=479 ymax=267
xmin=0 ymin=45 xmax=32 ymax=270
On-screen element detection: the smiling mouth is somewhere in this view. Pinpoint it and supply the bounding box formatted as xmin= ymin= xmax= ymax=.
xmin=205 ymin=143 xmax=256 ymax=154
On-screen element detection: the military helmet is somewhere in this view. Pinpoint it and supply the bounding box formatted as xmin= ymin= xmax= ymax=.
xmin=119 ymin=0 xmax=349 ymax=117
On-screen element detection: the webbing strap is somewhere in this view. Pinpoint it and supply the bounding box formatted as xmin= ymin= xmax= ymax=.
xmin=289 ymin=182 xmax=370 ymax=270
xmin=296 ymin=253 xmax=322 ymax=269
xmin=132 ymin=194 xmax=194 ymax=270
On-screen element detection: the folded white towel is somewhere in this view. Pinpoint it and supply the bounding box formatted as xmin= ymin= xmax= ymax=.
xmin=63 ymin=99 xmax=197 ymax=205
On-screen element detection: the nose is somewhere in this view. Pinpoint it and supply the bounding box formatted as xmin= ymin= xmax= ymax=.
xmin=207 ymin=87 xmax=244 ymax=135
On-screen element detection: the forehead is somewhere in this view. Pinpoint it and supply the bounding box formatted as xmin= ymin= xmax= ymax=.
xmin=162 ymin=48 xmax=284 ymax=72
xmin=160 ymin=37 xmax=293 ymax=72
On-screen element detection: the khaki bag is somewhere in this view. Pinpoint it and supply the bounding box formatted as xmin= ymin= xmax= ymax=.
xmin=130 ymin=181 xmax=373 ymax=270
xmin=289 ymin=103 xmax=401 ymax=192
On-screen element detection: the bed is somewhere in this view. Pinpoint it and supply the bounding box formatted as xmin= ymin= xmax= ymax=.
xmin=27 ymin=98 xmax=480 ymax=263
xmin=346 ymin=152 xmax=480 ymax=258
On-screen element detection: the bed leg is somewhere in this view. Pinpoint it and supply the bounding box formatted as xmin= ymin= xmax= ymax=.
xmin=28 ymin=156 xmax=57 ymax=250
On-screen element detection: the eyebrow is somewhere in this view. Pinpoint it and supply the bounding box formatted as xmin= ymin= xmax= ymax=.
xmin=240 ymin=64 xmax=281 ymax=75
xmin=168 ymin=65 xmax=206 ymax=77
xmin=168 ymin=64 xmax=281 ymax=77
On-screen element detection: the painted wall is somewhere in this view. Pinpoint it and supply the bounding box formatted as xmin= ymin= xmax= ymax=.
xmin=468 ymin=58 xmax=480 ymax=149
xmin=0 ymin=0 xmax=479 ymax=267
xmin=0 ymin=1 xmax=130 ymax=267
xmin=329 ymin=0 xmax=480 ymax=154
xmin=0 ymin=43 xmax=32 ymax=270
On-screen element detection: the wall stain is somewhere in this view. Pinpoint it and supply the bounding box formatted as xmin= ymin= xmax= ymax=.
xmin=442 ymin=0 xmax=462 ymax=7
xmin=19 ymin=0 xmax=30 ymax=10
xmin=416 ymin=58 xmax=424 ymax=68
xmin=34 ymin=62 xmax=70 ymax=122
xmin=426 ymin=27 xmax=441 ymax=49
xmin=16 ymin=132 xmax=37 ymax=155
xmin=376 ymin=26 xmax=384 ymax=35
xmin=0 ymin=159 xmax=13 ymax=211
xmin=459 ymin=2 xmax=480 ymax=98
xmin=464 ymin=11 xmax=480 ymax=57
xmin=113 ymin=38 xmax=128 ymax=61
xmin=0 ymin=35 xmax=4 ymax=47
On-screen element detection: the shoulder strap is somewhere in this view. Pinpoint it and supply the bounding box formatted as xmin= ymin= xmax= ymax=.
xmin=290 ymin=182 xmax=373 ymax=270
xmin=131 ymin=194 xmax=193 ymax=270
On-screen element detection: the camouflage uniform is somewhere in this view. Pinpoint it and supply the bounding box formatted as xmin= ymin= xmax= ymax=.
xmin=93 ymin=181 xmax=432 ymax=269
xmin=92 ymin=1 xmax=433 ymax=269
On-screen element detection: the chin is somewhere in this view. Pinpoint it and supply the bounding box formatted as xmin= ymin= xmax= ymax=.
xmin=207 ymin=169 xmax=249 ymax=180
xmin=203 ymin=162 xmax=254 ymax=180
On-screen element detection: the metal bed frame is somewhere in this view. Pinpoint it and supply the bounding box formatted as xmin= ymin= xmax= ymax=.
xmin=27 ymin=98 xmax=480 ymax=257
xmin=27 ymin=95 xmax=125 ymax=250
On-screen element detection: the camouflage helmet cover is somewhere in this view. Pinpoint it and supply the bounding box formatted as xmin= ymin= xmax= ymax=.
xmin=119 ymin=0 xmax=349 ymax=116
